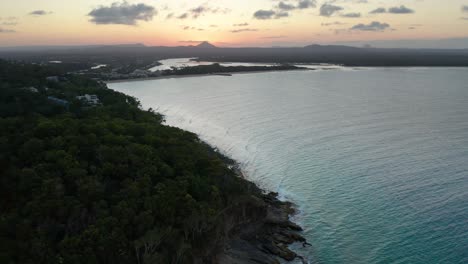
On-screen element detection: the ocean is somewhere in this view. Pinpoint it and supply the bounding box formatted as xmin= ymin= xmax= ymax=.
xmin=109 ymin=67 xmax=468 ymax=263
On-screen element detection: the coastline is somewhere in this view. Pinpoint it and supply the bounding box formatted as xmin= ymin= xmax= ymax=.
xmin=217 ymin=191 xmax=309 ymax=264
xmin=2 ymin=59 xmax=310 ymax=264
xmin=164 ymin=134 xmax=310 ymax=263
xmin=104 ymin=68 xmax=312 ymax=84
xmin=214 ymin=162 xmax=310 ymax=264
xmin=106 ymin=73 xmax=311 ymax=263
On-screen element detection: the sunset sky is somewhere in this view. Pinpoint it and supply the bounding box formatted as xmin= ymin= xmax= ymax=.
xmin=1 ymin=0 xmax=468 ymax=47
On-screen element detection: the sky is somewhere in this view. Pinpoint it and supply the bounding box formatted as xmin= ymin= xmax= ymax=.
xmin=1 ymin=0 xmax=468 ymax=48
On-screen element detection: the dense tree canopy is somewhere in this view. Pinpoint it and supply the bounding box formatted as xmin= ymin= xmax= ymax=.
xmin=0 ymin=60 xmax=258 ymax=264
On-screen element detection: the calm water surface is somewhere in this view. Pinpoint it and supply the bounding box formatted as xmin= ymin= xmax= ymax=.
xmin=148 ymin=58 xmax=276 ymax=71
xmin=148 ymin=57 xmax=343 ymax=71
xmin=110 ymin=68 xmax=468 ymax=264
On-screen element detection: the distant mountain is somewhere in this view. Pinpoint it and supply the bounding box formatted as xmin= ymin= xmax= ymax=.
xmin=1 ymin=42 xmax=468 ymax=67
xmin=196 ymin=41 xmax=217 ymax=49
xmin=104 ymin=43 xmax=146 ymax=48
xmin=303 ymin=44 xmax=360 ymax=51
xmin=335 ymin=37 xmax=468 ymax=50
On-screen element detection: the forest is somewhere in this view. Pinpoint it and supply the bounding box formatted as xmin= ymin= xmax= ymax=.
xmin=168 ymin=63 xmax=304 ymax=76
xmin=0 ymin=60 xmax=268 ymax=263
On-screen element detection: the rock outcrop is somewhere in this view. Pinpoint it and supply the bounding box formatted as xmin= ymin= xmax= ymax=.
xmin=216 ymin=192 xmax=310 ymax=264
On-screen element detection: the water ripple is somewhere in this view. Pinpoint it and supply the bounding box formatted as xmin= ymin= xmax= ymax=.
xmin=110 ymin=68 xmax=468 ymax=264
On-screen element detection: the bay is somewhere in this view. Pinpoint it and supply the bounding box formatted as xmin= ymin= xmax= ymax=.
xmin=109 ymin=68 xmax=468 ymax=264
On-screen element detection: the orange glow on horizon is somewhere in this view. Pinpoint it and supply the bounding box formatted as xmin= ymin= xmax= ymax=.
xmin=1 ymin=0 xmax=468 ymax=47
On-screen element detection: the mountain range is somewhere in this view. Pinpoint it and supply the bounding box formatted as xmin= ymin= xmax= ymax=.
xmin=1 ymin=42 xmax=468 ymax=67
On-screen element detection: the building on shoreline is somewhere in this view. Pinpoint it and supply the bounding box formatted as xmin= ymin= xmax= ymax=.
xmin=76 ymin=94 xmax=100 ymax=106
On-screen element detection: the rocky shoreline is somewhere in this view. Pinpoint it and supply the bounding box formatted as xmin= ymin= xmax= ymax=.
xmin=185 ymin=141 xmax=311 ymax=264
xmin=216 ymin=191 xmax=309 ymax=264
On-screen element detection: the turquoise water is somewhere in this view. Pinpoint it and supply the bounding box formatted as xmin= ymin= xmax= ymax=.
xmin=109 ymin=68 xmax=468 ymax=264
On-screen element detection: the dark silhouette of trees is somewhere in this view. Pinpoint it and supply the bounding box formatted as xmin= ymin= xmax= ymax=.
xmin=0 ymin=60 xmax=256 ymax=263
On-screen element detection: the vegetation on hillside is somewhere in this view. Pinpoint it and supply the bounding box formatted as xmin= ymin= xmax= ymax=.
xmin=0 ymin=60 xmax=261 ymax=263
xmin=168 ymin=63 xmax=304 ymax=76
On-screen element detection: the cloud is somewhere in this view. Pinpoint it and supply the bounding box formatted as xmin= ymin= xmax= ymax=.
xmin=0 ymin=27 xmax=16 ymax=33
xmin=320 ymin=4 xmax=343 ymax=17
xmin=233 ymin=23 xmax=249 ymax=26
xmin=278 ymin=2 xmax=296 ymax=11
xmin=261 ymin=35 xmax=287 ymax=39
xmin=275 ymin=12 xmax=289 ymax=18
xmin=88 ymin=2 xmax=156 ymax=25
xmin=407 ymin=24 xmax=422 ymax=29
xmin=277 ymin=0 xmax=316 ymax=11
xmin=369 ymin=6 xmax=414 ymax=15
xmin=463 ymin=6 xmax=468 ymax=12
xmin=351 ymin=21 xmax=390 ymax=31
xmin=253 ymin=10 xmax=276 ymax=19
xmin=5 ymin=17 xmax=18 ymax=21
xmin=369 ymin=7 xmax=386 ymax=14
xmin=253 ymin=0 xmax=315 ymax=20
xmin=1 ymin=17 xmax=19 ymax=26
xmin=252 ymin=10 xmax=289 ymax=19
xmin=177 ymin=5 xmax=230 ymax=19
xmin=322 ymin=21 xmax=346 ymax=26
xmin=182 ymin=26 xmax=204 ymax=31
xmin=337 ymin=0 xmax=368 ymax=3
xmin=29 ymin=10 xmax=52 ymax=16
xmin=177 ymin=13 xmax=188 ymax=19
xmin=341 ymin=12 xmax=361 ymax=18
xmin=388 ymin=5 xmax=414 ymax=14
xmin=190 ymin=6 xmax=209 ymax=18
xmin=230 ymin=28 xmax=259 ymax=33
xmin=298 ymin=0 xmax=316 ymax=9
xmin=2 ymin=22 xmax=18 ymax=26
